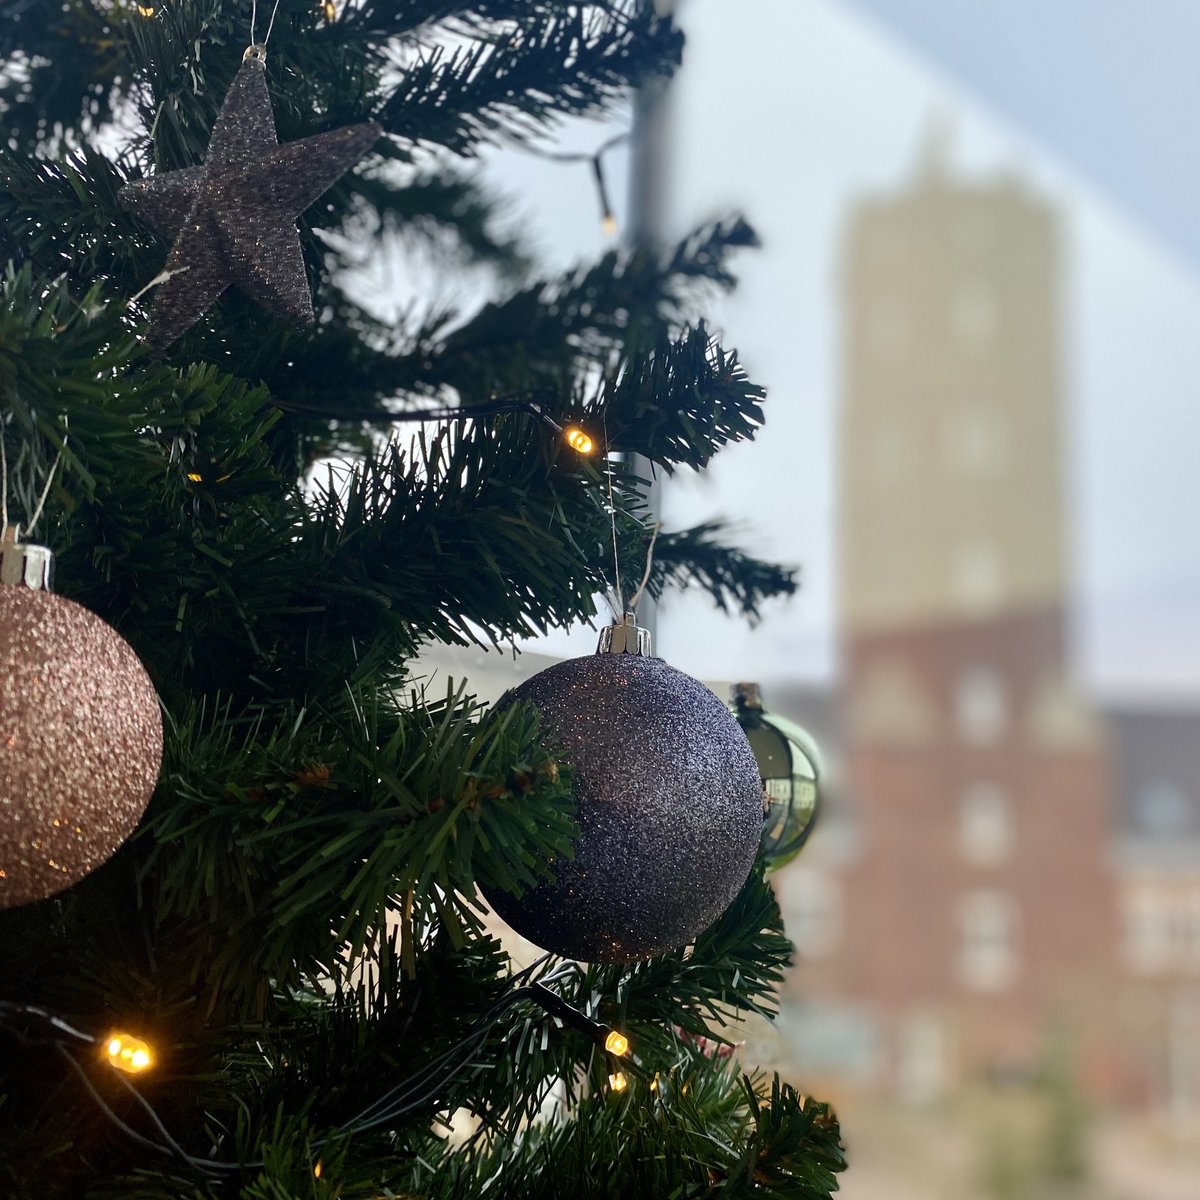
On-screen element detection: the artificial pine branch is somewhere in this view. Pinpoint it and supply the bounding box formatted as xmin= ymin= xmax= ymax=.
xmin=584 ymin=868 xmax=795 ymax=1044
xmin=649 ymin=520 xmax=800 ymax=620
xmin=134 ymin=687 xmax=576 ymax=999
xmin=416 ymin=1058 xmax=843 ymax=1200
xmin=596 ymin=325 xmax=766 ymax=471
xmin=0 ymin=3 xmax=845 ymax=1196
xmin=338 ymin=168 xmax=532 ymax=276
xmin=377 ymin=6 xmax=682 ymax=154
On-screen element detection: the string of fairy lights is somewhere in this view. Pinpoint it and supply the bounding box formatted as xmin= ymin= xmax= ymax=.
xmin=1 ymin=1 xmax=659 ymax=1176
xmin=267 ymin=389 xmax=596 ymax=456
xmin=0 ymin=962 xmax=632 ymax=1176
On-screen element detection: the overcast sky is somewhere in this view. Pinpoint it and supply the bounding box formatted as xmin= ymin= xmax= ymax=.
xmin=488 ymin=0 xmax=1200 ymax=700
xmin=847 ymin=0 xmax=1200 ymax=275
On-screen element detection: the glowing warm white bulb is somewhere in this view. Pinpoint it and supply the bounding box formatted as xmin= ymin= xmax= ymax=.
xmin=601 ymin=213 xmax=618 ymax=237
xmin=608 ymin=1071 xmax=628 ymax=1093
xmin=603 ymin=1029 xmax=629 ymax=1057
xmin=564 ymin=426 xmax=594 ymax=454
xmin=322 ymin=0 xmax=336 ymax=18
xmin=136 ymin=3 xmax=155 ymax=14
xmin=104 ymin=1032 xmax=153 ymax=1073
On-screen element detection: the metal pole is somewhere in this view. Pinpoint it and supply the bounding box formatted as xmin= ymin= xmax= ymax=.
xmin=624 ymin=0 xmax=682 ymax=645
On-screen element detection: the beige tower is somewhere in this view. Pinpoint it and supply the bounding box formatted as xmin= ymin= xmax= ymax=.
xmin=839 ymin=138 xmax=1066 ymax=636
xmin=817 ymin=137 xmax=1123 ymax=1097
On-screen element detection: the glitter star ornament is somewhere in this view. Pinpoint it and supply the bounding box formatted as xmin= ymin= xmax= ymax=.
xmin=120 ymin=44 xmax=381 ymax=345
xmin=0 ymin=530 xmax=163 ymax=910
xmin=482 ymin=614 xmax=764 ymax=963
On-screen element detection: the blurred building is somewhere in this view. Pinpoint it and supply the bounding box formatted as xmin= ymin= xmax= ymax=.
xmin=1110 ymin=707 xmax=1200 ymax=1116
xmin=775 ymin=134 xmax=1200 ymax=1110
xmin=415 ymin=133 xmax=1200 ymax=1115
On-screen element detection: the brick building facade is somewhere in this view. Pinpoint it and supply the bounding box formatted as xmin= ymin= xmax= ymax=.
xmin=775 ymin=142 xmax=1200 ymax=1107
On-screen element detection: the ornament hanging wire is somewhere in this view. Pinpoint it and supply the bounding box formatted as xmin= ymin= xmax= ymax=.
xmin=626 ymin=521 xmax=659 ymax=615
xmin=0 ymin=417 xmax=67 ymax=540
xmin=249 ymin=0 xmax=283 ymax=50
xmin=603 ymin=408 xmax=623 ymax=613
xmin=597 ymin=411 xmax=658 ymax=621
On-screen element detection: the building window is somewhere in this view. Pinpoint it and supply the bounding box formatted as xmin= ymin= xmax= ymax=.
xmin=957 ymin=890 xmax=1019 ymax=990
xmin=952 ymin=210 xmax=992 ymax=254
xmin=941 ymin=406 xmax=1007 ymax=475
xmin=955 ymin=667 xmax=1008 ymax=746
xmin=870 ymin=425 xmax=910 ymax=481
xmin=952 ymin=541 xmax=1004 ymax=614
xmin=1123 ymin=885 xmax=1200 ymax=974
xmin=851 ymin=660 xmax=938 ymax=744
xmin=1027 ymin=678 xmax=1098 ymax=748
xmin=1124 ymin=888 xmax=1170 ymax=973
xmin=781 ymin=869 xmax=840 ymax=958
xmin=1137 ymin=779 xmax=1193 ymax=836
xmin=952 ymin=283 xmax=995 ymax=346
xmin=867 ymin=302 xmax=908 ymax=356
xmin=896 ymin=1011 xmax=947 ymax=1103
xmin=960 ymin=782 xmax=1012 ymax=864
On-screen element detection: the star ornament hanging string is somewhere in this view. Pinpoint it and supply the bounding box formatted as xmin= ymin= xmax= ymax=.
xmin=121 ymin=44 xmax=381 ymax=346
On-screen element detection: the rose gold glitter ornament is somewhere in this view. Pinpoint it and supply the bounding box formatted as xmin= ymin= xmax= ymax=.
xmin=0 ymin=530 xmax=162 ymax=909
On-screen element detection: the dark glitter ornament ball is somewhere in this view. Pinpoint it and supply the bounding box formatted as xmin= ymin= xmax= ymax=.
xmin=0 ymin=573 xmax=163 ymax=910
xmin=483 ymin=623 xmax=763 ymax=963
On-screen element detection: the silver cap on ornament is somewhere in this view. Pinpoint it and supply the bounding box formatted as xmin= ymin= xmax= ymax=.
xmin=0 ymin=525 xmax=54 ymax=592
xmin=730 ymin=681 xmax=764 ymax=710
xmin=596 ymin=611 xmax=651 ymax=657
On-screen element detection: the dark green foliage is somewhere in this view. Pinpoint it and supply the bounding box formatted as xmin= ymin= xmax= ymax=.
xmin=650 ymin=521 xmax=799 ymax=620
xmin=0 ymin=2 xmax=839 ymax=1197
xmin=376 ymin=5 xmax=683 ymax=153
xmin=602 ymin=867 xmax=796 ymax=1039
xmin=599 ymin=324 xmax=766 ymax=471
xmin=411 ymin=1065 xmax=844 ymax=1199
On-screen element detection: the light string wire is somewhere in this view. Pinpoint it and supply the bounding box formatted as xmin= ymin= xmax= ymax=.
xmin=334 ymin=987 xmax=534 ymax=1137
xmin=0 ymin=957 xmax=620 ymax=1178
xmin=332 ymin=956 xmax=571 ymax=1138
xmin=56 ymin=1045 xmax=178 ymax=1159
xmin=267 ymin=387 xmax=600 ymax=464
xmin=520 ymin=131 xmax=629 ymax=234
xmin=0 ymin=1000 xmax=96 ymax=1045
xmin=7 ymin=995 xmax=525 ymax=1174
xmin=269 ymin=389 xmax=569 ymax=429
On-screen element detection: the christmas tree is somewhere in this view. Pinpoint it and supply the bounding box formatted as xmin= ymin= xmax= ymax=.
xmin=0 ymin=2 xmax=844 ymax=1195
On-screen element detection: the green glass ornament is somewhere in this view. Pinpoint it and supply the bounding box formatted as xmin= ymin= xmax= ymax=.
xmin=730 ymin=683 xmax=821 ymax=871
